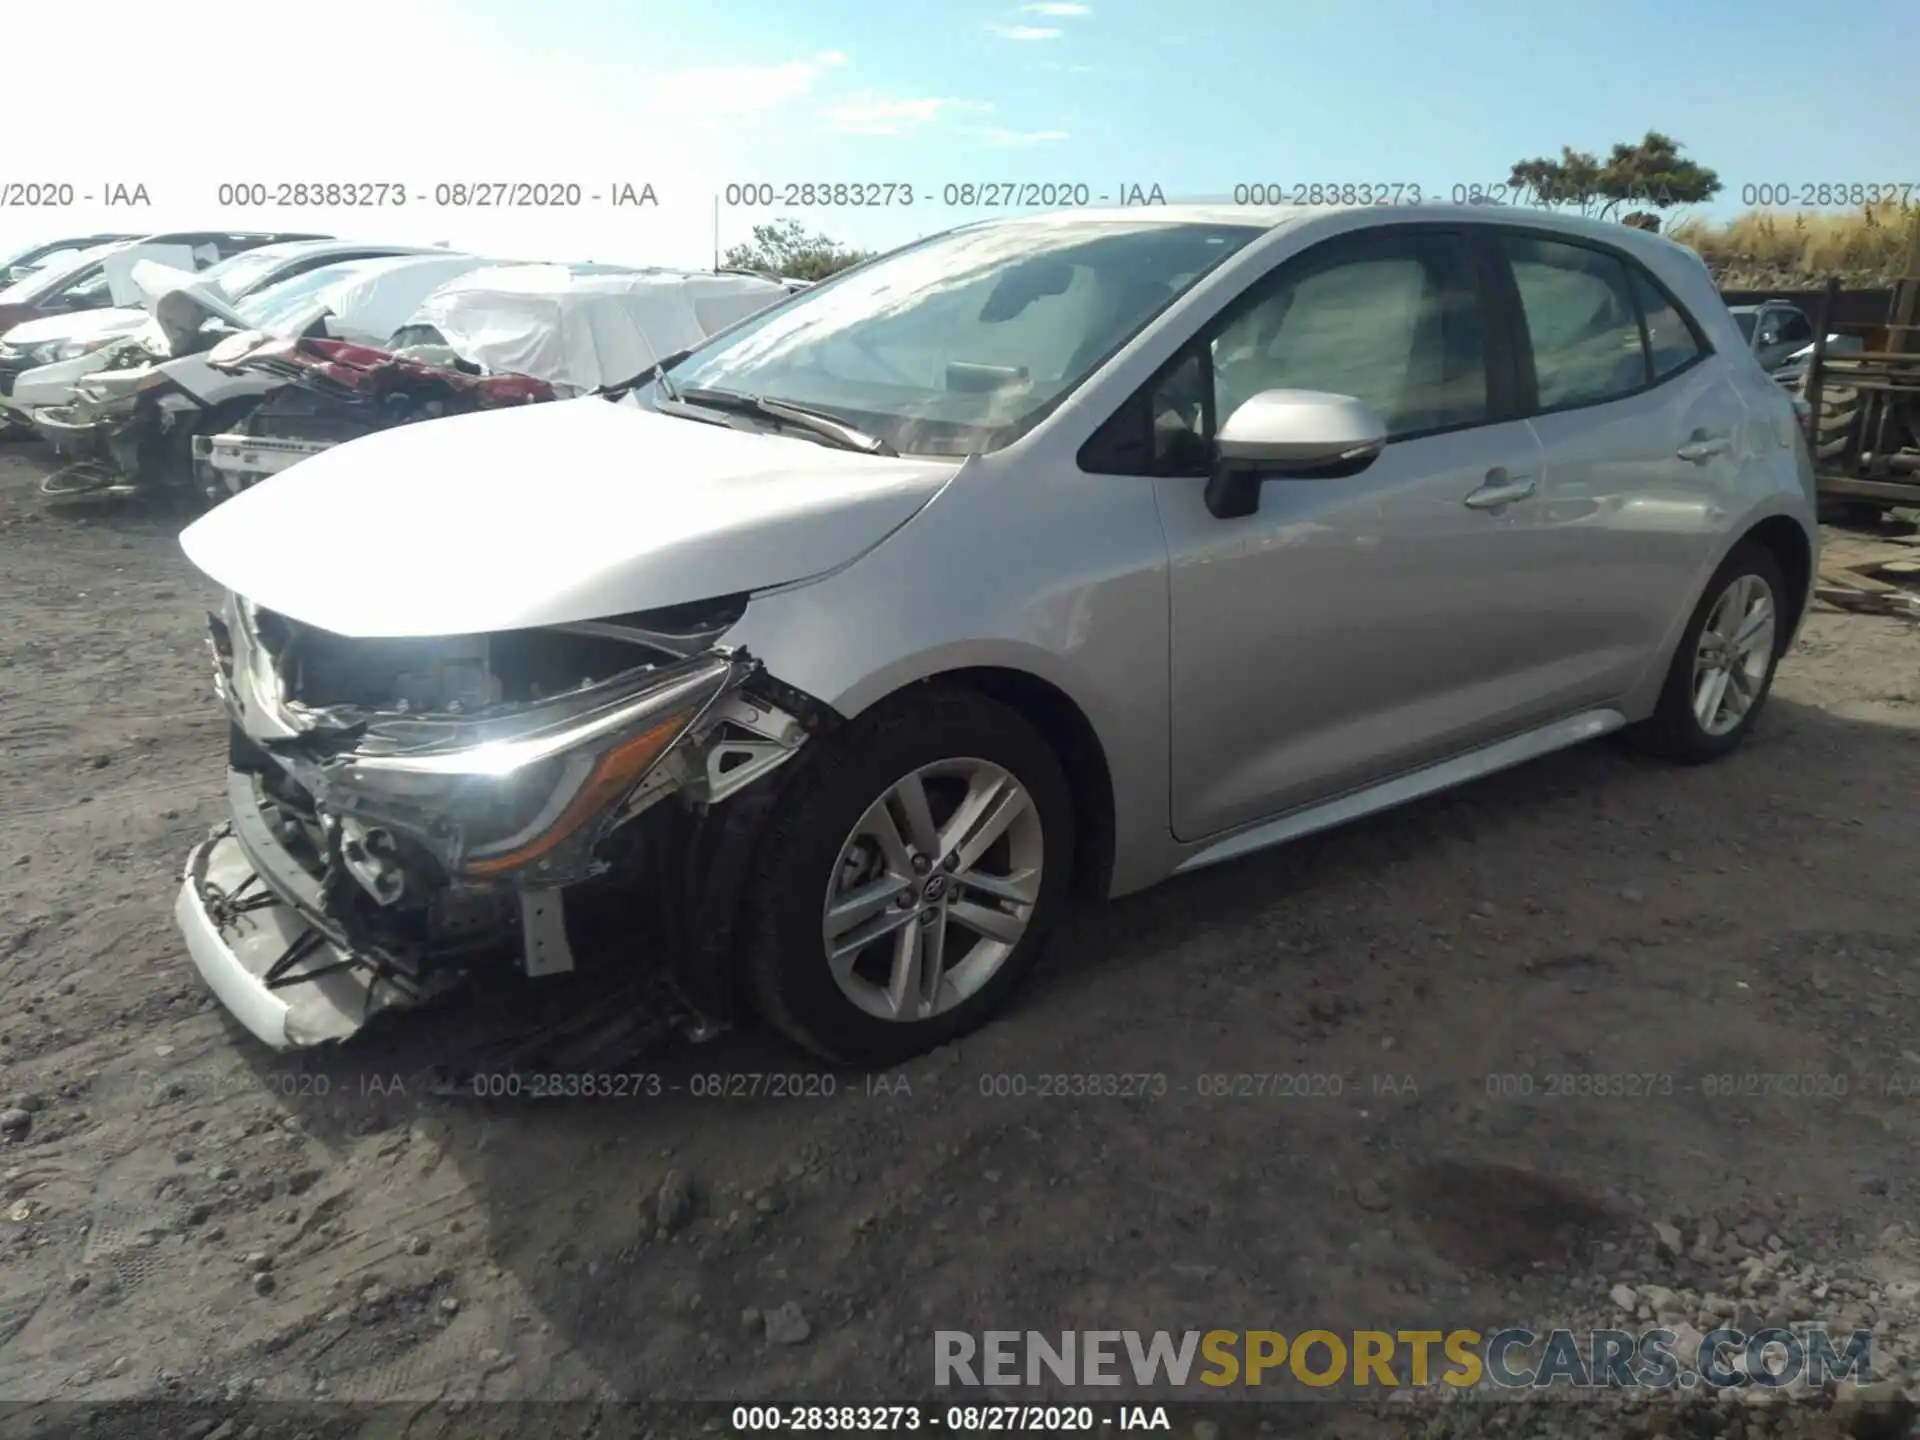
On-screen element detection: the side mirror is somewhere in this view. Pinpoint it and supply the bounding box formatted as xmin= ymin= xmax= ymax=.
xmin=1205 ymin=389 xmax=1387 ymax=519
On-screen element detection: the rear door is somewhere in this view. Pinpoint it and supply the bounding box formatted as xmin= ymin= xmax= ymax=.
xmin=1492 ymin=228 xmax=1744 ymax=705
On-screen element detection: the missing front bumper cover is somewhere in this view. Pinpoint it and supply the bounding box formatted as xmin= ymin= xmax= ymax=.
xmin=177 ymin=826 xmax=430 ymax=1049
xmin=180 ymin=596 xmax=827 ymax=1051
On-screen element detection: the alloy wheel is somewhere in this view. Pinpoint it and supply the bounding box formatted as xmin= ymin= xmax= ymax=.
xmin=1690 ymin=572 xmax=1777 ymax=738
xmin=821 ymin=758 xmax=1044 ymax=1023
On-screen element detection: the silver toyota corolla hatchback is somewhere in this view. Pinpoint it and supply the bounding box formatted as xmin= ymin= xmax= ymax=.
xmin=175 ymin=203 xmax=1817 ymax=1064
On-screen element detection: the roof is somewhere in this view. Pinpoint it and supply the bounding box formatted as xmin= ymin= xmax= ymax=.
xmin=976 ymin=200 xmax=1710 ymax=264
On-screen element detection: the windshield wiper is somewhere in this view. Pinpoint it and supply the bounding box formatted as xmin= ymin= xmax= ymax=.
xmin=677 ymin=386 xmax=898 ymax=457
xmin=597 ymin=347 xmax=694 ymax=401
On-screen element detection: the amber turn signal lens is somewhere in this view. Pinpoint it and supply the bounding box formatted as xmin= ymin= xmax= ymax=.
xmin=460 ymin=711 xmax=692 ymax=878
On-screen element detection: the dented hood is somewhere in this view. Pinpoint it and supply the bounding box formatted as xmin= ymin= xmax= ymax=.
xmin=0 ymin=304 xmax=150 ymax=348
xmin=179 ymin=397 xmax=960 ymax=638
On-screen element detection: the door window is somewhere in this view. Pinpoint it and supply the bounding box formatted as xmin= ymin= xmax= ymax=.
xmin=1503 ymin=236 xmax=1650 ymax=408
xmin=1773 ymin=309 xmax=1813 ymax=347
xmin=1207 ymin=235 xmax=1488 ymax=439
xmin=1117 ymin=230 xmax=1490 ymax=474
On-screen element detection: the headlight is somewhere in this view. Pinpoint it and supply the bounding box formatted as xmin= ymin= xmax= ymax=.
xmin=53 ymin=335 xmax=127 ymax=362
xmin=77 ymin=367 xmax=167 ymax=403
xmin=323 ymin=653 xmax=737 ymax=881
xmin=28 ymin=342 xmax=63 ymax=366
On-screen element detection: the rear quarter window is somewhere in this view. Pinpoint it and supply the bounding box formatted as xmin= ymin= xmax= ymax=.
xmin=1627 ymin=268 xmax=1704 ymax=378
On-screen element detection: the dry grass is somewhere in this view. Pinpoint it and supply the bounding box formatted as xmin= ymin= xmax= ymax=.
xmin=1672 ymin=203 xmax=1920 ymax=289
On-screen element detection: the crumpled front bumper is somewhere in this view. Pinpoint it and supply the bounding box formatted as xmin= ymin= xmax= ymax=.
xmin=175 ymin=768 xmax=435 ymax=1050
xmin=174 ymin=596 xmax=818 ymax=1050
xmin=31 ymin=402 xmax=119 ymax=457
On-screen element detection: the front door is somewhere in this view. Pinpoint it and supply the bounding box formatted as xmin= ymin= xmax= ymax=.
xmin=1151 ymin=226 xmax=1554 ymax=842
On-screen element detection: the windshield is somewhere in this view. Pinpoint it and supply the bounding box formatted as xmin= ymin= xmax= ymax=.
xmin=1732 ymin=311 xmax=1756 ymax=342
xmin=234 ymin=259 xmax=389 ymax=332
xmin=0 ymin=239 xmax=66 ymax=277
xmin=663 ymin=217 xmax=1263 ymax=455
xmin=195 ymin=247 xmax=300 ymax=300
xmin=0 ymin=244 xmax=120 ymax=305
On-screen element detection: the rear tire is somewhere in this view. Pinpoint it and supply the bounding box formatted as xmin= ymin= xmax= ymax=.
xmin=1812 ymin=384 xmax=1860 ymax=461
xmin=1625 ymin=540 xmax=1788 ymax=764
xmin=741 ymin=686 xmax=1075 ymax=1065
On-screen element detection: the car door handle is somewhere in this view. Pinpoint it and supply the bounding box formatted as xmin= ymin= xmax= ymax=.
xmin=1677 ymin=433 xmax=1731 ymax=464
xmin=1463 ymin=475 xmax=1536 ymax=509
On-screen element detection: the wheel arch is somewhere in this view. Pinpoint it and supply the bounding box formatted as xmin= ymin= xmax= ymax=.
xmin=1739 ymin=512 xmax=1814 ymax=653
xmin=1621 ymin=503 xmax=1816 ymax=722
xmin=917 ymin=665 xmax=1117 ymax=905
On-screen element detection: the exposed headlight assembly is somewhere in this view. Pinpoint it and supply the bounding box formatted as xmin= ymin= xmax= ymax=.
xmin=53 ymin=334 xmax=130 ymax=362
xmin=302 ymin=653 xmax=743 ymax=884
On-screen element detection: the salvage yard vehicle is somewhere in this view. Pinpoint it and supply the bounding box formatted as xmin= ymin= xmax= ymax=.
xmin=197 ymin=264 xmax=793 ymax=495
xmin=1 ymin=239 xmax=439 ymax=431
xmin=173 ymin=203 xmax=1817 ymax=1064
xmin=1729 ymin=300 xmax=1817 ymax=374
xmin=0 ymin=241 xmax=200 ymax=434
xmin=0 ymin=231 xmax=327 ymax=436
xmin=0 ymin=230 xmax=324 ymax=335
xmin=0 ymin=232 xmax=142 ymax=286
xmin=32 ymin=251 xmax=497 ymax=499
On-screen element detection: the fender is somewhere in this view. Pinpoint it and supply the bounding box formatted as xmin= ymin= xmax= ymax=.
xmin=1618 ymin=496 xmax=1818 ymax=721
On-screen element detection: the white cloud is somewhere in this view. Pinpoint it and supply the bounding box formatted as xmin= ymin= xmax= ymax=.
xmin=818 ymin=95 xmax=995 ymax=137
xmin=1025 ymin=2 xmax=1092 ymax=14
xmin=990 ymin=24 xmax=1063 ymax=40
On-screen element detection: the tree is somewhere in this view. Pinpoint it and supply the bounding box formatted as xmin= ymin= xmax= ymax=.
xmin=720 ymin=219 xmax=874 ymax=282
xmin=1507 ymin=132 xmax=1721 ymax=222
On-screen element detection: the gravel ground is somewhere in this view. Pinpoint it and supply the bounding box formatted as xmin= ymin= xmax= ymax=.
xmin=3 ymin=441 xmax=1920 ymax=1439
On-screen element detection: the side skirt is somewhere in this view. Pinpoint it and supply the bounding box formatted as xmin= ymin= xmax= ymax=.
xmin=1174 ymin=708 xmax=1627 ymax=875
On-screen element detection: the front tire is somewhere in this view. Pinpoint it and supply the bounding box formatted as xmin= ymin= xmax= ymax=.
xmin=741 ymin=686 xmax=1075 ymax=1065
xmin=1627 ymin=540 xmax=1787 ymax=763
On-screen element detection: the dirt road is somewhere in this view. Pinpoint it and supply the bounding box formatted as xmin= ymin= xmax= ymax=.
xmin=3 ymin=442 xmax=1919 ymax=1438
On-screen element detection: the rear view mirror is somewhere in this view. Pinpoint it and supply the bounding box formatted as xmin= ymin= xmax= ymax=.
xmin=1206 ymin=389 xmax=1386 ymax=519
xmin=979 ymin=260 xmax=1074 ymax=323
xmin=947 ymin=361 xmax=1029 ymax=394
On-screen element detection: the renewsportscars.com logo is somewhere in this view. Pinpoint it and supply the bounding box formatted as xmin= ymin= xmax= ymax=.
xmin=934 ymin=1328 xmax=1879 ymax=1391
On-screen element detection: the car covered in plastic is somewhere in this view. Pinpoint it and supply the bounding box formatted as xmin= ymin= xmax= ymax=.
xmin=197 ymin=264 xmax=792 ymax=496
xmin=33 ymin=251 xmax=497 ymax=499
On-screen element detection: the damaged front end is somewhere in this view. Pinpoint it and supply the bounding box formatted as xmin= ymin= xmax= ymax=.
xmin=33 ymin=340 xmax=183 ymax=498
xmin=177 ymin=593 xmax=822 ymax=1049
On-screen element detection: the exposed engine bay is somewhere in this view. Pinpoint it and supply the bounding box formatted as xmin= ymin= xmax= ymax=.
xmin=183 ymin=590 xmax=827 ymax=1048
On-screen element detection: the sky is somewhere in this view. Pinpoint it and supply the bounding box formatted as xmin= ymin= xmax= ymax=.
xmin=7 ymin=0 xmax=1917 ymax=271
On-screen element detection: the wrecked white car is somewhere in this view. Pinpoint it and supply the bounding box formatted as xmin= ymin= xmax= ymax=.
xmin=196 ymin=264 xmax=792 ymax=496
xmin=5 ymin=239 xmax=446 ymax=428
xmin=33 ymin=251 xmax=494 ymax=500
